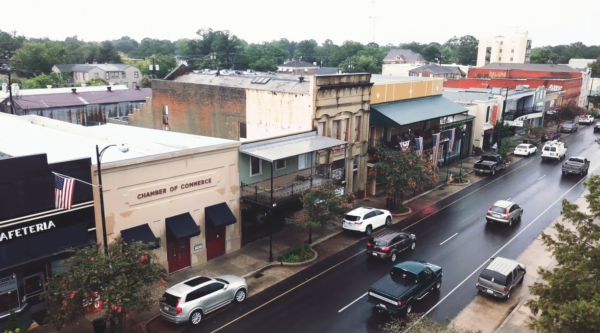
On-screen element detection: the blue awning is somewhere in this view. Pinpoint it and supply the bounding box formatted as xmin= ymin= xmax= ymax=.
xmin=370 ymin=96 xmax=468 ymax=127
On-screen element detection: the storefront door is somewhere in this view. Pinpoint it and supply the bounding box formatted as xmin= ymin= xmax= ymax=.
xmin=206 ymin=224 xmax=226 ymax=260
xmin=23 ymin=273 xmax=45 ymax=306
xmin=166 ymin=238 xmax=191 ymax=273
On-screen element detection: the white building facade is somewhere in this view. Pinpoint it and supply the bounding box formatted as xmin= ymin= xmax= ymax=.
xmin=476 ymin=27 xmax=532 ymax=67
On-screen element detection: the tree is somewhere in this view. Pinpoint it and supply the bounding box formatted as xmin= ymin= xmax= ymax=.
xmin=126 ymin=55 xmax=177 ymax=78
xmin=329 ymin=41 xmax=364 ymax=67
xmin=546 ymin=103 xmax=585 ymax=130
xmin=12 ymin=42 xmax=68 ymax=77
xmin=5 ymin=311 xmax=21 ymax=333
xmin=285 ymin=180 xmax=354 ymax=247
xmin=316 ymin=39 xmax=339 ymax=67
xmin=589 ymin=57 xmax=600 ymax=78
xmin=441 ymin=46 xmax=455 ymax=64
xmin=276 ymin=38 xmax=296 ymax=60
xmin=371 ymin=144 xmax=438 ymax=206
xmin=383 ymin=314 xmax=481 ymax=333
xmin=0 ymin=29 xmax=25 ymax=55
xmin=421 ymin=44 xmax=442 ymax=62
xmin=98 ymin=41 xmax=122 ymax=63
xmin=43 ymin=238 xmax=167 ymax=333
xmin=140 ymin=75 xmax=152 ymax=88
xmin=399 ymin=41 xmax=426 ymax=55
xmin=130 ymin=38 xmax=175 ymax=58
xmin=525 ymin=175 xmax=600 ymax=333
xmin=84 ymin=78 xmax=109 ymax=86
xmin=530 ymin=47 xmax=558 ymax=64
xmin=111 ymin=36 xmax=139 ymax=55
xmin=521 ymin=125 xmax=545 ymax=148
xmin=21 ymin=72 xmax=65 ymax=89
xmin=455 ymin=35 xmax=478 ymax=65
xmin=339 ymin=54 xmax=381 ymax=74
xmin=295 ymin=39 xmax=318 ymax=63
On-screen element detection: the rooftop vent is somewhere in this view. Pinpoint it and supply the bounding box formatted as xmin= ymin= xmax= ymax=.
xmin=107 ymin=86 xmax=112 ymax=92
xmin=81 ymin=83 xmax=87 ymax=87
xmin=71 ymin=88 xmax=77 ymax=93
xmin=46 ymin=85 xmax=52 ymax=89
xmin=251 ymin=77 xmax=271 ymax=84
xmin=299 ymin=76 xmax=305 ymax=83
xmin=135 ymin=85 xmax=140 ymax=90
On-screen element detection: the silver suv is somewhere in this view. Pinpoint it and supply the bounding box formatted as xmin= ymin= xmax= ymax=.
xmin=486 ymin=200 xmax=523 ymax=227
xmin=476 ymin=257 xmax=526 ymax=299
xmin=160 ymin=275 xmax=248 ymax=325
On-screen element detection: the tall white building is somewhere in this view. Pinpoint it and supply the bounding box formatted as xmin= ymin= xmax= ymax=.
xmin=476 ymin=27 xmax=532 ymax=67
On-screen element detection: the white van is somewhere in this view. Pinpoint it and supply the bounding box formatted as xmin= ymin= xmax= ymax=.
xmin=541 ymin=140 xmax=567 ymax=162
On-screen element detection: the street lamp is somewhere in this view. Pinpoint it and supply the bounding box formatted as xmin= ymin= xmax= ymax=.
xmin=96 ymin=144 xmax=129 ymax=253
xmin=0 ymin=50 xmax=16 ymax=115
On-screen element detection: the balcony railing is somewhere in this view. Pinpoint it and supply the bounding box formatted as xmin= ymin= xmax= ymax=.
xmin=368 ymin=128 xmax=457 ymax=153
xmin=503 ymin=106 xmax=542 ymax=121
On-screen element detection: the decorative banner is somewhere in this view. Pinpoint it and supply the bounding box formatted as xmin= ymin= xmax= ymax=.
xmin=491 ymin=105 xmax=499 ymax=125
xmin=431 ymin=133 xmax=441 ymax=163
xmin=399 ymin=140 xmax=410 ymax=151
xmin=448 ymin=128 xmax=456 ymax=151
xmin=415 ymin=137 xmax=423 ymax=155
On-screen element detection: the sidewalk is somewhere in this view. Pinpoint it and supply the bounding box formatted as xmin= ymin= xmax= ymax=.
xmin=452 ymin=194 xmax=587 ymax=333
xmin=23 ymin=155 xmax=510 ymax=333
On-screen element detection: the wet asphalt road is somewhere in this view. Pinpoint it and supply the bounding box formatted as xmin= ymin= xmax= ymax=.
xmin=185 ymin=125 xmax=600 ymax=333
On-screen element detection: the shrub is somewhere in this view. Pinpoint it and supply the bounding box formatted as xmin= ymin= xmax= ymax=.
xmin=452 ymin=169 xmax=467 ymax=184
xmin=394 ymin=203 xmax=409 ymax=213
xmin=277 ymin=245 xmax=314 ymax=262
xmin=5 ymin=311 xmax=20 ymax=333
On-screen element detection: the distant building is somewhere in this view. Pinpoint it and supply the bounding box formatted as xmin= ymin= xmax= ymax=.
xmin=569 ymin=59 xmax=600 ymax=107
xmin=383 ymin=49 xmax=426 ymax=64
xmin=409 ymin=64 xmax=466 ymax=80
xmin=52 ymin=63 xmax=142 ymax=88
xmin=476 ymin=27 xmax=532 ymax=67
xmin=276 ymin=60 xmax=320 ymax=75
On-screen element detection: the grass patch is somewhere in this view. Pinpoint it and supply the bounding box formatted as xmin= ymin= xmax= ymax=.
xmin=394 ymin=203 xmax=409 ymax=213
xmin=277 ymin=245 xmax=314 ymax=262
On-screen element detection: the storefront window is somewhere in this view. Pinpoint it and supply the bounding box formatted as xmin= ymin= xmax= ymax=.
xmin=0 ymin=275 xmax=20 ymax=315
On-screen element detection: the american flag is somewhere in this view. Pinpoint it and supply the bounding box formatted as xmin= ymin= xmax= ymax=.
xmin=448 ymin=128 xmax=456 ymax=151
xmin=415 ymin=137 xmax=423 ymax=155
xmin=399 ymin=140 xmax=411 ymax=151
xmin=432 ymin=132 xmax=441 ymax=163
xmin=55 ymin=174 xmax=75 ymax=210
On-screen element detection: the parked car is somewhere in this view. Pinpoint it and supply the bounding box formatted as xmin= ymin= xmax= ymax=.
xmin=579 ymin=115 xmax=594 ymax=124
xmin=562 ymin=156 xmax=590 ymax=177
xmin=541 ymin=132 xmax=561 ymax=142
xmin=160 ymin=275 xmax=248 ymax=325
xmin=594 ymin=121 xmax=600 ymax=133
xmin=474 ymin=154 xmax=506 ymax=176
xmin=367 ymin=230 xmax=416 ymax=262
xmin=560 ymin=122 xmax=578 ymax=133
xmin=486 ymin=200 xmax=523 ymax=227
xmin=541 ymin=140 xmax=567 ymax=162
xmin=476 ymin=257 xmax=526 ymax=299
xmin=513 ymin=144 xmax=537 ymax=156
xmin=343 ymin=207 xmax=392 ymax=236
xmin=367 ymin=260 xmax=442 ymax=315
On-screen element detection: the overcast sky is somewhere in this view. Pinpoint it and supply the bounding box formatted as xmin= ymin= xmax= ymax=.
xmin=2 ymin=0 xmax=595 ymax=47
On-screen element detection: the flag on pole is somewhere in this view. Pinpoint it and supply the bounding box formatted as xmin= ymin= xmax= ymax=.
xmin=448 ymin=128 xmax=456 ymax=151
xmin=415 ymin=137 xmax=423 ymax=155
xmin=55 ymin=174 xmax=75 ymax=210
xmin=431 ymin=132 xmax=441 ymax=163
xmin=399 ymin=140 xmax=410 ymax=151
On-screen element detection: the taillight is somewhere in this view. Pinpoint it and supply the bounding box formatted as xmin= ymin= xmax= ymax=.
xmin=503 ymin=287 xmax=508 ymax=292
xmin=489 ymin=165 xmax=493 ymax=169
xmin=505 ymin=209 xmax=509 ymax=217
xmin=488 ymin=206 xmax=493 ymax=211
xmin=355 ymin=221 xmax=363 ymax=225
xmin=367 ymin=242 xmax=371 ymax=247
xmin=380 ymin=246 xmax=390 ymax=251
xmin=397 ymin=301 xmax=402 ymax=306
xmin=175 ymin=298 xmax=182 ymax=314
xmin=477 ymin=278 xmax=481 ymax=283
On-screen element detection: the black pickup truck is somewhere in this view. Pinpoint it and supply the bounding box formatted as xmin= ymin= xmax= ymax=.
xmin=474 ymin=154 xmax=506 ymax=176
xmin=562 ymin=156 xmax=590 ymax=177
xmin=367 ymin=260 xmax=443 ymax=315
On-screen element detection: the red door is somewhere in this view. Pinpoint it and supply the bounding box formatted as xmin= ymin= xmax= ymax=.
xmin=167 ymin=238 xmax=191 ymax=273
xmin=206 ymin=224 xmax=226 ymax=260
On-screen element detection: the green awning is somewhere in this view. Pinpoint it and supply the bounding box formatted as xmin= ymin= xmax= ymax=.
xmin=370 ymin=96 xmax=468 ymax=127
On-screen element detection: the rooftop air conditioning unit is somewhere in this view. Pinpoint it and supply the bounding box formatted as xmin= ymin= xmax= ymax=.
xmin=46 ymin=85 xmax=52 ymax=89
xmin=81 ymin=84 xmax=87 ymax=87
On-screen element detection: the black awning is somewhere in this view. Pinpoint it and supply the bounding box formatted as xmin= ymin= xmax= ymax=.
xmin=165 ymin=213 xmax=201 ymax=240
xmin=120 ymin=223 xmax=160 ymax=249
xmin=205 ymin=203 xmax=237 ymax=228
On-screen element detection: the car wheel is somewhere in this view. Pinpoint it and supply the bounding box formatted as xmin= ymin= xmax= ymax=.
xmin=190 ymin=310 xmax=203 ymax=325
xmin=492 ymin=168 xmax=496 ymax=176
xmin=405 ymin=303 xmax=412 ymax=315
xmin=391 ymin=252 xmax=398 ymax=263
xmin=519 ymin=275 xmax=525 ymax=284
xmin=365 ymin=225 xmax=372 ymax=236
xmin=235 ymin=289 xmax=247 ymax=303
xmin=580 ymin=172 xmax=583 ymax=177
xmin=410 ymin=241 xmax=416 ymax=251
xmin=562 ymin=171 xmax=566 ymax=176
xmin=505 ymin=290 xmax=511 ymax=300
xmin=435 ymin=278 xmax=442 ymax=290
xmin=519 ymin=211 xmax=523 ymax=220
xmin=508 ymin=219 xmax=513 ymax=228
xmin=385 ymin=216 xmax=392 ymax=227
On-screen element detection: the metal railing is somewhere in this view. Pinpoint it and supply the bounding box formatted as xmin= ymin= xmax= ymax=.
xmin=503 ymin=106 xmax=542 ymax=121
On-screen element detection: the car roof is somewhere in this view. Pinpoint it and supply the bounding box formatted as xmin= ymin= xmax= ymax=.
xmin=543 ymin=140 xmax=563 ymax=147
xmin=485 ymin=257 xmax=521 ymax=275
xmin=347 ymin=207 xmax=377 ymax=215
xmin=166 ymin=276 xmax=215 ymax=297
xmin=394 ymin=260 xmax=426 ymax=274
xmin=373 ymin=229 xmax=409 ymax=242
xmin=492 ymin=200 xmax=514 ymax=208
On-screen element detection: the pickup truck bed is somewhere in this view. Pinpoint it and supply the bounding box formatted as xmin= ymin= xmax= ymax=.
xmin=562 ymin=157 xmax=590 ymax=177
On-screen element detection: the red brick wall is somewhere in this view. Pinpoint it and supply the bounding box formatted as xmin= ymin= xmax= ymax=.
xmin=467 ymin=68 xmax=582 ymax=80
xmin=131 ymin=80 xmax=246 ymax=140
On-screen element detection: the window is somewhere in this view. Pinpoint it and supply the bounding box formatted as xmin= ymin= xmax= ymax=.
xmin=123 ymin=82 xmax=128 ymax=87
xmin=499 ymin=49 xmax=502 ymax=53
xmin=332 ymin=120 xmax=340 ymax=139
xmin=250 ymin=156 xmax=262 ymax=176
xmin=239 ymin=122 xmax=247 ymax=139
xmin=485 ymin=106 xmax=491 ymax=123
xmin=162 ymin=105 xmax=169 ymax=125
xmin=499 ymin=57 xmax=501 ymax=61
xmin=94 ymin=73 xmax=99 ymax=78
xmin=317 ymin=122 xmax=326 ymax=136
xmin=185 ymin=289 xmax=204 ymax=302
xmin=341 ymin=119 xmax=349 ymax=141
xmin=110 ymin=72 xmax=119 ymax=79
xmin=298 ymin=153 xmax=310 ymax=170
xmin=121 ymin=71 xmax=126 ymax=79
xmin=134 ymin=71 xmax=139 ymax=78
xmin=510 ymin=58 xmax=513 ymax=61
xmin=511 ymin=49 xmax=514 ymax=53
xmin=354 ymin=116 xmax=362 ymax=142
xmin=275 ymin=159 xmax=286 ymax=170
xmin=105 ymin=73 xmax=109 ymax=80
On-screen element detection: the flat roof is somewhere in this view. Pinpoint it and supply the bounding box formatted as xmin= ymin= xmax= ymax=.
xmin=170 ymin=72 xmax=310 ymax=95
xmin=0 ymin=85 xmax=129 ymax=101
xmin=371 ymin=74 xmax=442 ymax=84
xmin=0 ymin=113 xmax=237 ymax=164
xmin=240 ymin=132 xmax=346 ymax=162
xmin=370 ymin=96 xmax=467 ymax=127
xmin=7 ymin=88 xmax=151 ymax=110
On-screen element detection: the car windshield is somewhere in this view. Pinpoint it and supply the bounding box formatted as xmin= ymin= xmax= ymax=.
xmin=161 ymin=292 xmax=180 ymax=307
xmin=479 ymin=269 xmax=507 ymax=285
xmin=390 ymin=267 xmax=417 ymax=282
xmin=368 ymin=237 xmax=388 ymax=246
xmin=516 ymin=145 xmax=528 ymax=149
xmin=490 ymin=206 xmax=506 ymax=214
xmin=344 ymin=214 xmax=361 ymax=221
xmin=563 ymin=124 xmax=573 ymax=128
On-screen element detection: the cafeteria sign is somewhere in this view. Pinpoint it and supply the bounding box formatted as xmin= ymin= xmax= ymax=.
xmin=0 ymin=275 xmax=17 ymax=294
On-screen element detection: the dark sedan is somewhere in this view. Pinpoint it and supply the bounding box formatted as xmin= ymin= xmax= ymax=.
xmin=541 ymin=131 xmax=561 ymax=142
xmin=367 ymin=230 xmax=416 ymax=262
xmin=594 ymin=121 xmax=600 ymax=133
xmin=560 ymin=123 xmax=578 ymax=133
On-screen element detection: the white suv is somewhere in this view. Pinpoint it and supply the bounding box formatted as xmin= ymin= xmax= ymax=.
xmin=579 ymin=115 xmax=594 ymax=124
xmin=342 ymin=207 xmax=392 ymax=236
xmin=541 ymin=140 xmax=567 ymax=162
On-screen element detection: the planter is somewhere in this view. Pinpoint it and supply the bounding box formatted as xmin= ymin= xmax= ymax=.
xmin=279 ymin=249 xmax=319 ymax=266
xmin=391 ymin=206 xmax=412 ymax=216
xmin=447 ymin=179 xmax=471 ymax=186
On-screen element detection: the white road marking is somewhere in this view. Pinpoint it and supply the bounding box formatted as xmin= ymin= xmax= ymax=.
xmin=404 ymin=164 xmax=600 ymax=333
xmin=439 ymin=233 xmax=458 ymax=246
xmin=338 ymin=292 xmax=367 ymax=313
xmin=538 ymin=175 xmax=546 ymax=181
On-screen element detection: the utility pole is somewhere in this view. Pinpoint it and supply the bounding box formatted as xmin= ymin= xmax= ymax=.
xmin=587 ymin=74 xmax=595 ymax=110
xmin=1 ymin=49 xmax=17 ymax=115
xmin=497 ymin=70 xmax=510 ymax=150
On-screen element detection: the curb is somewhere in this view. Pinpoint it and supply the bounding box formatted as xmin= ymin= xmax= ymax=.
xmin=391 ymin=206 xmax=412 ymax=217
xmin=494 ymin=294 xmax=530 ymax=333
xmin=277 ymin=248 xmax=319 ymax=266
xmin=404 ymin=169 xmax=475 ymax=205
xmin=446 ymin=179 xmax=471 ymax=186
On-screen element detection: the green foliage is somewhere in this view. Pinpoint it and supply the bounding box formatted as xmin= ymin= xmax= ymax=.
xmin=421 ymin=44 xmax=442 ymax=62
xmin=5 ymin=311 xmax=20 ymax=333
xmin=525 ymin=175 xmax=600 ymax=333
xmin=84 ymin=78 xmax=109 ymax=86
xmin=238 ymin=43 xmax=288 ymax=72
xmin=285 ymin=180 xmax=354 ymax=245
xmin=441 ymin=46 xmax=455 ymax=64
xmin=382 ymin=314 xmax=481 ymax=333
xmin=13 ymin=41 xmax=68 ymax=77
xmin=98 ymin=41 xmax=122 ymax=63
xmin=452 ymin=169 xmax=468 ymax=184
xmin=130 ymin=38 xmax=174 ymax=58
xmin=43 ymin=237 xmax=167 ymax=333
xmin=21 ymin=72 xmax=65 ymax=89
xmin=530 ymin=47 xmax=559 ymax=64
xmin=522 ymin=125 xmax=546 ymax=148
xmin=141 ymin=76 xmax=152 ymax=88
xmin=371 ymin=144 xmax=438 ymax=203
xmin=125 ymin=55 xmax=176 ymax=79
xmin=393 ymin=203 xmax=410 ymax=213
xmin=441 ymin=35 xmax=478 ymax=65
xmin=294 ymin=39 xmax=318 ymax=63
xmin=277 ymin=245 xmax=314 ymax=262
xmin=589 ymin=57 xmax=600 ymax=78
xmin=590 ymin=108 xmax=599 ymax=118
xmin=111 ymin=36 xmax=139 ymax=55
xmin=497 ymin=138 xmax=516 ymax=160
xmin=545 ymin=103 xmax=586 ymax=130
xmin=399 ymin=41 xmax=426 ymax=55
